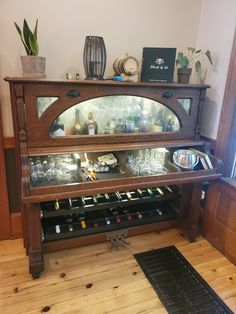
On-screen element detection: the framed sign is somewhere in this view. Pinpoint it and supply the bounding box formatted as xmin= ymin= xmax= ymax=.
xmin=141 ymin=47 xmax=176 ymax=83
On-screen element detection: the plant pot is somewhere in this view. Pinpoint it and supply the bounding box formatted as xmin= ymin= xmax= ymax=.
xmin=21 ymin=56 xmax=46 ymax=78
xmin=177 ymin=68 xmax=192 ymax=84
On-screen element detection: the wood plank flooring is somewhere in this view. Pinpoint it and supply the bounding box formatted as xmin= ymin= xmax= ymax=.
xmin=0 ymin=228 xmax=236 ymax=314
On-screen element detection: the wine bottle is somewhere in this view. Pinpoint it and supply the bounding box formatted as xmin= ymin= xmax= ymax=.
xmin=71 ymin=108 xmax=84 ymax=135
xmin=54 ymin=199 xmax=60 ymax=210
xmin=68 ymin=224 xmax=74 ymax=232
xmin=80 ymin=220 xmax=86 ymax=229
xmin=126 ymin=191 xmax=132 ymax=200
xmin=156 ymin=209 xmax=163 ymax=216
xmin=105 ymin=217 xmax=111 ymax=225
xmin=137 ymin=189 xmax=143 ymax=197
xmin=156 ymin=187 xmax=164 ymax=196
xmin=136 ymin=211 xmax=143 ymax=219
xmin=104 ymin=193 xmax=110 ymax=201
xmin=55 ymin=225 xmax=61 ymax=234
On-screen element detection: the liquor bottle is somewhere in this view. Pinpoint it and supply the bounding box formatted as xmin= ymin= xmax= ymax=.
xmin=86 ymin=112 xmax=98 ymax=135
xmin=165 ymin=115 xmax=174 ymax=132
xmin=71 ymin=108 xmax=84 ymax=135
xmin=153 ymin=109 xmax=164 ymax=132
xmin=115 ymin=118 xmax=125 ymax=134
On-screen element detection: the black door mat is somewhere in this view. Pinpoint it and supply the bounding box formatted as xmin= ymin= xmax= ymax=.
xmin=134 ymin=246 xmax=233 ymax=314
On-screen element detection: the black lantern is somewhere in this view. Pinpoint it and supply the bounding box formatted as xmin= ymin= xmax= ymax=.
xmin=83 ymin=36 xmax=106 ymax=80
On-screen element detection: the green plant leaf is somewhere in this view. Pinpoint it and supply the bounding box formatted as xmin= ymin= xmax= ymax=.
xmin=14 ymin=22 xmax=30 ymax=55
xmin=188 ymin=47 xmax=196 ymax=53
xmin=29 ymin=32 xmax=39 ymax=56
xmin=177 ymin=52 xmax=189 ymax=68
xmin=23 ymin=19 xmax=32 ymax=55
xmin=195 ymin=60 xmax=201 ymax=72
xmin=205 ymin=50 xmax=213 ymax=65
xmin=34 ymin=19 xmax=38 ymax=40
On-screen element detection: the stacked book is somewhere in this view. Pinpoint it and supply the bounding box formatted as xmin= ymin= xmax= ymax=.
xmin=190 ymin=149 xmax=213 ymax=170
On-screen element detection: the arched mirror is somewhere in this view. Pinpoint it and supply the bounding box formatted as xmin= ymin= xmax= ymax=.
xmin=49 ymin=95 xmax=180 ymax=137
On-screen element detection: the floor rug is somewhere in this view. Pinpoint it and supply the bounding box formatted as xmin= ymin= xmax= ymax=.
xmin=134 ymin=246 xmax=233 ymax=313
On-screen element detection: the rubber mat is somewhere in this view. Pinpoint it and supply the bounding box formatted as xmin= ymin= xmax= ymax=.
xmin=134 ymin=246 xmax=233 ymax=314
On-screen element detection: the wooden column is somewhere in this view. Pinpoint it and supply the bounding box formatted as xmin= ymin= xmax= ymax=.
xmin=0 ymin=104 xmax=11 ymax=240
xmin=178 ymin=182 xmax=203 ymax=242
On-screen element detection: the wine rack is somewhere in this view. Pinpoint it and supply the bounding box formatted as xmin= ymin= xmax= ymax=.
xmin=41 ymin=186 xmax=180 ymax=242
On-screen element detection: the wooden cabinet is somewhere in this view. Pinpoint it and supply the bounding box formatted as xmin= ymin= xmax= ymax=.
xmin=5 ymin=78 xmax=222 ymax=278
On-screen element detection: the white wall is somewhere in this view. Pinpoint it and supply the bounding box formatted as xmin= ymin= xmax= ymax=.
xmin=0 ymin=0 xmax=202 ymax=136
xmin=197 ymin=0 xmax=236 ymax=139
xmin=2 ymin=1 xmax=236 ymax=141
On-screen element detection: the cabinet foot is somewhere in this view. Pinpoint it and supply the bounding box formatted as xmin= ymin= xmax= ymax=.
xmin=32 ymin=272 xmax=41 ymax=280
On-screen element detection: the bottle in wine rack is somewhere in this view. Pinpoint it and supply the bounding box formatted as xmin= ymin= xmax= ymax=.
xmin=126 ymin=191 xmax=132 ymax=200
xmin=156 ymin=208 xmax=163 ymax=216
xmin=122 ymin=207 xmax=132 ymax=221
xmin=156 ymin=187 xmax=164 ymax=196
xmin=137 ymin=189 xmax=143 ymax=197
xmin=136 ymin=211 xmax=143 ymax=219
xmin=55 ymin=199 xmax=60 ymax=210
xmin=104 ymin=193 xmax=110 ymax=201
xmin=68 ymin=224 xmax=74 ymax=232
xmin=147 ymin=188 xmax=154 ymax=196
xmin=55 ymin=224 xmax=61 ymax=233
xmin=105 ymin=217 xmax=111 ymax=225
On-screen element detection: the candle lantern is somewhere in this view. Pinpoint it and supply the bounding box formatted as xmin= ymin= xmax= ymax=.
xmin=83 ymin=36 xmax=106 ymax=80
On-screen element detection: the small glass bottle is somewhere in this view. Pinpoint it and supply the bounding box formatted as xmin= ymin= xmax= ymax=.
xmin=86 ymin=112 xmax=98 ymax=135
xmin=71 ymin=108 xmax=84 ymax=135
xmin=115 ymin=118 xmax=125 ymax=134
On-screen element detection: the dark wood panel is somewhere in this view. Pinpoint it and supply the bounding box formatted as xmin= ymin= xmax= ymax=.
xmin=201 ymin=179 xmax=236 ymax=264
xmin=0 ymin=106 xmax=11 ymax=240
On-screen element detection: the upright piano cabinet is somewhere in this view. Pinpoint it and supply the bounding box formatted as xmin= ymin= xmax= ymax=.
xmin=5 ymin=78 xmax=222 ymax=278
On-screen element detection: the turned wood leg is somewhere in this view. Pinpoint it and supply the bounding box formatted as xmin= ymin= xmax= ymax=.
xmin=27 ymin=203 xmax=44 ymax=277
xmin=178 ymin=182 xmax=203 ymax=242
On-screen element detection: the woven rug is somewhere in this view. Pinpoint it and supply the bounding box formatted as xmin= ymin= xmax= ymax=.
xmin=134 ymin=246 xmax=233 ymax=314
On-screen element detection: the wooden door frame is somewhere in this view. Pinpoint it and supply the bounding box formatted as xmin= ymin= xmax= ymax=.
xmin=215 ymin=29 xmax=236 ymax=174
xmin=0 ymin=105 xmax=11 ymax=240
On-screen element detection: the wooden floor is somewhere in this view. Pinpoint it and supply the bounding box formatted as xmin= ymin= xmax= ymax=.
xmin=0 ymin=228 xmax=236 ymax=314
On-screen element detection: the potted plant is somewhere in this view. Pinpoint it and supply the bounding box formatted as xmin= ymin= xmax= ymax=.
xmin=14 ymin=19 xmax=46 ymax=77
xmin=176 ymin=47 xmax=213 ymax=83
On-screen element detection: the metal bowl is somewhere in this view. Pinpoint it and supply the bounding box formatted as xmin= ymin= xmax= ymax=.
xmin=173 ymin=149 xmax=199 ymax=169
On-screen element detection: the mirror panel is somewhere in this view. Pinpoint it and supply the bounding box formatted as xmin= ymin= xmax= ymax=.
xmin=177 ymin=98 xmax=191 ymax=115
xmin=37 ymin=97 xmax=59 ymax=118
xmin=48 ymin=95 xmax=180 ymax=137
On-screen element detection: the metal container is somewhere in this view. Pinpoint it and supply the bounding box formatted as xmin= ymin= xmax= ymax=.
xmin=173 ymin=149 xmax=199 ymax=169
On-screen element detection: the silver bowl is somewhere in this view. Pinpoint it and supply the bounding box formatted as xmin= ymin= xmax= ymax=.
xmin=173 ymin=149 xmax=199 ymax=169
